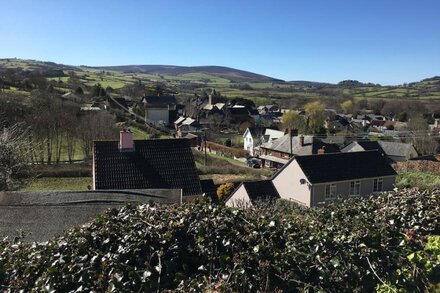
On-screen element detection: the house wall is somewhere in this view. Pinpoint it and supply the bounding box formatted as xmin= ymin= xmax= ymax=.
xmin=261 ymin=148 xmax=292 ymax=168
xmin=272 ymin=160 xmax=311 ymax=206
xmin=311 ymin=176 xmax=396 ymax=206
xmin=146 ymin=108 xmax=169 ymax=124
xmin=243 ymin=131 xmax=254 ymax=156
xmin=226 ymin=185 xmax=252 ymax=208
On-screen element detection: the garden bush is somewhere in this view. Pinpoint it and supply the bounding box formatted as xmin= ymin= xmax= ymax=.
xmin=0 ymin=188 xmax=438 ymax=292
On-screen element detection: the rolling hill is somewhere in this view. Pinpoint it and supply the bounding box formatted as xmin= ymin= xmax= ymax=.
xmin=88 ymin=64 xmax=284 ymax=83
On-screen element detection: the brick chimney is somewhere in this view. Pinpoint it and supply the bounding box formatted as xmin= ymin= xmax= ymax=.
xmin=317 ymin=146 xmax=326 ymax=155
xmin=299 ymin=135 xmax=305 ymax=147
xmin=119 ymin=129 xmax=135 ymax=152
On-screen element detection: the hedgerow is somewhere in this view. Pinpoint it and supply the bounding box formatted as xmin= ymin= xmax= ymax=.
xmin=0 ymin=188 xmax=439 ymax=292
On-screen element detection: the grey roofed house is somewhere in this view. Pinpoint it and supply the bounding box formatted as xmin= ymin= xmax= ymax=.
xmin=261 ymin=134 xmax=340 ymax=156
xmin=227 ymin=150 xmax=397 ymax=209
xmin=271 ymin=150 xmax=397 ymax=207
xmin=341 ymin=140 xmax=418 ymax=163
xmin=93 ymin=131 xmax=202 ymax=197
xmin=0 ymin=189 xmax=181 ymax=243
xmin=259 ymin=133 xmax=341 ymax=168
xmin=226 ymin=180 xmax=280 ymax=208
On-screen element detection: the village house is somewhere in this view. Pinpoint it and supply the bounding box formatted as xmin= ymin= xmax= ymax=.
xmin=174 ymin=117 xmax=202 ymax=138
xmin=341 ymin=140 xmax=418 ymax=163
xmin=257 ymin=105 xmax=280 ymax=115
xmin=243 ymin=127 xmax=284 ymax=156
xmin=271 ymin=150 xmax=397 ymax=207
xmin=93 ymin=129 xmax=202 ymax=199
xmin=243 ymin=127 xmax=264 ymax=156
xmin=141 ymin=95 xmax=177 ymax=126
xmin=226 ymin=150 xmax=397 ymax=208
xmin=259 ymin=131 xmax=340 ymax=168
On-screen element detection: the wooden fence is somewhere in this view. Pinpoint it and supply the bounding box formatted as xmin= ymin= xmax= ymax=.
xmin=200 ymin=141 xmax=249 ymax=159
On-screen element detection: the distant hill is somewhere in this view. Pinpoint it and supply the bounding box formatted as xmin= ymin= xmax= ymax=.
xmin=287 ymin=80 xmax=332 ymax=87
xmin=90 ymin=65 xmax=284 ymax=83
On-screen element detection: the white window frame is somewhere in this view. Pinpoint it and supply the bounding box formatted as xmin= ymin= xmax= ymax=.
xmin=373 ymin=178 xmax=383 ymax=192
xmin=349 ymin=180 xmax=361 ymax=197
xmin=325 ymin=184 xmax=337 ymax=200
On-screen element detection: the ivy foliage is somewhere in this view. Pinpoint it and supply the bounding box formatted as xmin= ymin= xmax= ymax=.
xmin=0 ymin=189 xmax=439 ymax=292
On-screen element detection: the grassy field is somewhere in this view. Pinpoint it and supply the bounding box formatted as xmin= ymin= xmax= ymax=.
xmin=2 ymin=58 xmax=440 ymax=110
xmin=396 ymin=171 xmax=440 ymax=190
xmin=22 ymin=177 xmax=92 ymax=191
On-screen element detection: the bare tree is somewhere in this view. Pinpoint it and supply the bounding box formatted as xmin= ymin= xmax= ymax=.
xmin=0 ymin=122 xmax=33 ymax=190
xmin=79 ymin=112 xmax=117 ymax=160
xmin=408 ymin=116 xmax=438 ymax=155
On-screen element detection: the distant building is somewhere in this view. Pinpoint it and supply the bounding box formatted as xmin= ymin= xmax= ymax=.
xmin=141 ymin=95 xmax=177 ymax=126
xmin=243 ymin=127 xmax=284 ymax=156
xmin=341 ymin=140 xmax=418 ymax=163
xmin=243 ymin=127 xmax=264 ymax=156
xmin=259 ymin=131 xmax=340 ymax=168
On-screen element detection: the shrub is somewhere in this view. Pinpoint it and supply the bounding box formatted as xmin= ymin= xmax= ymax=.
xmin=216 ymin=182 xmax=235 ymax=201
xmin=0 ymin=189 xmax=438 ymax=291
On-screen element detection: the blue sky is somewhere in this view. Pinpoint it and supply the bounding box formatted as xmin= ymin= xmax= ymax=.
xmin=0 ymin=0 xmax=439 ymax=84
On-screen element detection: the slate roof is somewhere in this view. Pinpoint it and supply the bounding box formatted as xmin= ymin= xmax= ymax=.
xmin=294 ymin=150 xmax=397 ymax=184
xmin=0 ymin=190 xmax=181 ymax=243
xmin=142 ymin=95 xmax=177 ymax=106
xmin=174 ymin=116 xmax=186 ymax=125
xmin=242 ymin=180 xmax=280 ymax=202
xmin=377 ymin=141 xmax=417 ymax=158
xmin=228 ymin=107 xmax=250 ymax=116
xmin=246 ymin=127 xmax=265 ymax=139
xmin=261 ymin=134 xmax=340 ymax=155
xmin=357 ymin=141 xmax=386 ymax=156
xmin=93 ymin=139 xmax=202 ymax=196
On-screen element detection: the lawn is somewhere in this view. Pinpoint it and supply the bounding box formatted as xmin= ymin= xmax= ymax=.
xmin=396 ymin=171 xmax=440 ymax=190
xmin=22 ymin=177 xmax=92 ymax=191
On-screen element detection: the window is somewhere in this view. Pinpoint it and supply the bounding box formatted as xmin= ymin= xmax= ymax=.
xmin=325 ymin=184 xmax=337 ymax=200
xmin=349 ymin=180 xmax=361 ymax=196
xmin=373 ymin=178 xmax=383 ymax=192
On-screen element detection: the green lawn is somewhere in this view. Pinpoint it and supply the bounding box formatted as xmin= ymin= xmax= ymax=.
xmin=22 ymin=177 xmax=92 ymax=191
xmin=396 ymin=171 xmax=440 ymax=190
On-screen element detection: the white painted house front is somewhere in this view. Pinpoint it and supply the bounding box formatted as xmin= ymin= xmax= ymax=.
xmin=243 ymin=127 xmax=262 ymax=156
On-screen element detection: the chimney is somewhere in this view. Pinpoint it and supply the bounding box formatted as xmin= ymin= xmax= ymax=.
xmin=299 ymin=135 xmax=305 ymax=147
xmin=119 ymin=129 xmax=135 ymax=152
xmin=317 ymin=146 xmax=326 ymax=155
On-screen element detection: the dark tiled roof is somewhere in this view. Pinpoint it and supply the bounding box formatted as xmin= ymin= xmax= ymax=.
xmin=200 ymin=179 xmax=217 ymax=196
xmin=358 ymin=141 xmax=386 ymax=156
xmin=294 ymin=150 xmax=397 ymax=184
xmin=247 ymin=127 xmax=265 ymax=139
xmin=228 ymin=107 xmax=250 ymax=116
xmin=242 ymin=180 xmax=280 ymax=202
xmin=142 ymin=95 xmax=177 ymax=105
xmin=94 ymin=139 xmax=202 ymax=196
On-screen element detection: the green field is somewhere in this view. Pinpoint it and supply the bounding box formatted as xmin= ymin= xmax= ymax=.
xmin=2 ymin=58 xmax=440 ymax=108
xmin=22 ymin=177 xmax=92 ymax=191
xmin=396 ymin=171 xmax=440 ymax=190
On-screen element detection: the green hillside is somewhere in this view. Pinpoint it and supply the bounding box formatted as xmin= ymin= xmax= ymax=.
xmin=1 ymin=58 xmax=440 ymax=108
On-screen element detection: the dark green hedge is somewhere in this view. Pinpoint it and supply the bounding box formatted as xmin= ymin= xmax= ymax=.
xmin=0 ymin=189 xmax=439 ymax=292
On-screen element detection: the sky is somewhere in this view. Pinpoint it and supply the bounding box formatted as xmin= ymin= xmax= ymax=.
xmin=0 ymin=0 xmax=439 ymax=85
